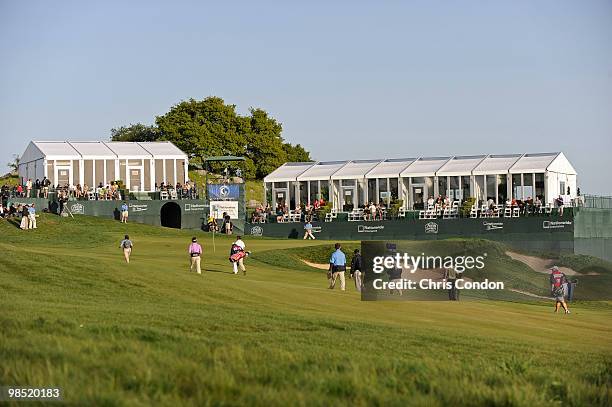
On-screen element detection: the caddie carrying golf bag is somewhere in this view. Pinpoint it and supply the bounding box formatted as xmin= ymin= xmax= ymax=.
xmin=229 ymin=244 xmax=249 ymax=263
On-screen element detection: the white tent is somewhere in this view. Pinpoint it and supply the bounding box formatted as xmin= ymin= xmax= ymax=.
xmin=263 ymin=152 xmax=578 ymax=209
xmin=18 ymin=141 xmax=188 ymax=192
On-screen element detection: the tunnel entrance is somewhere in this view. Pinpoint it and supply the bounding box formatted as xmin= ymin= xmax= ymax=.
xmin=161 ymin=202 xmax=181 ymax=228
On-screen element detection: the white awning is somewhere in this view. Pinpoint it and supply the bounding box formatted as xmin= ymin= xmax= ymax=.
xmin=331 ymin=160 xmax=382 ymax=180
xmin=297 ymin=161 xmax=349 ymax=181
xmin=436 ymin=155 xmax=487 ymax=176
xmin=400 ymin=157 xmax=451 ymax=177
xmin=366 ymin=158 xmax=416 ymax=178
xmin=264 ymin=162 xmax=315 ymax=183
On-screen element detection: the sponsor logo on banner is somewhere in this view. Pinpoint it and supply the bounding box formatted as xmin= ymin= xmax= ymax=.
xmin=210 ymin=200 xmax=239 ymax=219
xmin=184 ymin=203 xmax=208 ymax=212
xmin=483 ymin=221 xmax=503 ymax=231
xmin=129 ymin=204 xmax=148 ymax=212
xmin=208 ymin=184 xmax=239 ymax=200
xmin=70 ymin=203 xmax=84 ymax=214
xmin=358 ymin=225 xmax=385 ymax=233
xmin=543 ymin=220 xmax=572 ymax=229
xmin=250 ymin=226 xmax=263 ymax=236
xmin=424 ymin=222 xmax=438 ymax=234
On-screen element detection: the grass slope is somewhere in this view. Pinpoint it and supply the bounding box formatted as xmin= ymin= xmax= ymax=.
xmin=1 ymin=215 xmax=611 ymax=406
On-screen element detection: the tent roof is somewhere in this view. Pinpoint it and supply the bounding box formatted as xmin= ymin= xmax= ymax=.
xmin=331 ymin=160 xmax=382 ymax=179
xmin=104 ymin=142 xmax=154 ymax=157
xmin=25 ymin=141 xmax=187 ymax=159
xmin=472 ymin=154 xmax=523 ymax=175
xmin=138 ymin=141 xmax=187 ymax=158
xmin=263 ymin=151 xmax=577 ymax=182
xmin=400 ymin=157 xmax=451 ymax=177
xmin=67 ymin=141 xmax=116 ymax=157
xmin=366 ymin=158 xmax=417 ymax=178
xmin=436 ymin=155 xmax=487 ymax=176
xmin=297 ymin=161 xmax=349 ymax=181
xmin=264 ymin=162 xmax=315 ymax=183
xmin=509 ymin=152 xmax=560 ymax=174
xmin=31 ymin=141 xmax=80 ymax=158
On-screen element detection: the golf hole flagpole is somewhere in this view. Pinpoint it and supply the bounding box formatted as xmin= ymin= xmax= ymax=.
xmin=211 ymin=203 xmax=216 ymax=253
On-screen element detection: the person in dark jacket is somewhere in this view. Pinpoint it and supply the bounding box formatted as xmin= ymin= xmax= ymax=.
xmin=350 ymin=249 xmax=363 ymax=292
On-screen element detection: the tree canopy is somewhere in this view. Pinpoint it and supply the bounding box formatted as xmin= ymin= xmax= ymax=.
xmin=110 ymin=97 xmax=312 ymax=179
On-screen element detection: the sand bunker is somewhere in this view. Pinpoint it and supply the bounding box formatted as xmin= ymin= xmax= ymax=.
xmin=506 ymin=251 xmax=580 ymax=276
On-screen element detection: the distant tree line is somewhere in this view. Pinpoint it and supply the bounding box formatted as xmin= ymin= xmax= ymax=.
xmin=111 ymin=97 xmax=311 ymax=179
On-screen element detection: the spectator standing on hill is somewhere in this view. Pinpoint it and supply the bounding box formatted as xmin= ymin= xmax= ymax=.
xmin=26 ymin=179 xmax=32 ymax=198
xmin=328 ymin=243 xmax=347 ymax=290
xmin=350 ymin=249 xmax=363 ymax=292
xmin=188 ymin=237 xmax=203 ymax=274
xmin=42 ymin=177 xmax=50 ymax=198
xmin=19 ymin=204 xmax=29 ymax=229
xmin=119 ymin=234 xmax=133 ymax=264
xmin=28 ymin=203 xmax=37 ymax=229
xmin=303 ymin=220 xmax=316 ymax=240
xmin=120 ymin=202 xmax=129 ymax=223
xmin=550 ymin=266 xmax=570 ymax=314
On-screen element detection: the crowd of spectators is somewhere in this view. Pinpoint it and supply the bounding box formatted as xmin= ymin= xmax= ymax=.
xmin=0 ymin=201 xmax=38 ymax=229
xmin=155 ymin=181 xmax=199 ymax=199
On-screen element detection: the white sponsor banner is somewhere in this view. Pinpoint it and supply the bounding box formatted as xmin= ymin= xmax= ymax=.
xmin=210 ymin=200 xmax=239 ymax=219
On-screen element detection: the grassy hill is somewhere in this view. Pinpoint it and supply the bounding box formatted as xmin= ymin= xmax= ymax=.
xmin=1 ymin=214 xmax=611 ymax=406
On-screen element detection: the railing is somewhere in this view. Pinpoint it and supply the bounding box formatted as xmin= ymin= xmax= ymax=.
xmin=582 ymin=195 xmax=612 ymax=209
xmin=2 ymin=187 xmax=206 ymax=201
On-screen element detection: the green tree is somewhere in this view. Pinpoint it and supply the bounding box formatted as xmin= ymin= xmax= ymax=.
xmin=113 ymin=96 xmax=312 ymax=179
xmin=7 ymin=154 xmax=20 ymax=173
xmin=245 ymin=108 xmax=288 ymax=179
xmin=155 ymin=97 xmax=248 ymax=171
xmin=110 ymin=123 xmax=160 ymax=142
xmin=283 ymin=143 xmax=311 ymax=163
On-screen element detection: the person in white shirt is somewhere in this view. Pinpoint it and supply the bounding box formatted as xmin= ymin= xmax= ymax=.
xmin=369 ymin=203 xmax=376 ymax=221
xmin=427 ymin=196 xmax=435 ymax=207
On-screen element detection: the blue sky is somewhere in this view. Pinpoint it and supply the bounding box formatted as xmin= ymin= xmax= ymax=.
xmin=1 ymin=1 xmax=610 ymax=193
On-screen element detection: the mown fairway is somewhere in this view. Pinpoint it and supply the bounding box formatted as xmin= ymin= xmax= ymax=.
xmin=1 ymin=215 xmax=610 ymax=406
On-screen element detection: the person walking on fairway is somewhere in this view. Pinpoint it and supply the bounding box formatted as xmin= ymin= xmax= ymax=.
xmin=303 ymin=220 xmax=316 ymax=240
xmin=188 ymin=237 xmax=202 ymax=274
xmin=120 ymin=202 xmax=129 ymax=223
xmin=350 ymin=248 xmax=363 ymax=292
xmin=550 ymin=266 xmax=570 ymax=314
xmin=119 ymin=234 xmax=133 ymax=264
xmin=328 ymin=243 xmax=347 ymax=290
xmin=230 ymin=236 xmax=248 ymax=275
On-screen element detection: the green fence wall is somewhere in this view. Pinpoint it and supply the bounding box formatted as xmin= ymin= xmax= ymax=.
xmin=245 ymin=216 xmax=575 ymax=253
xmin=573 ymin=208 xmax=612 ymax=262
xmin=9 ymin=198 xmax=210 ymax=230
